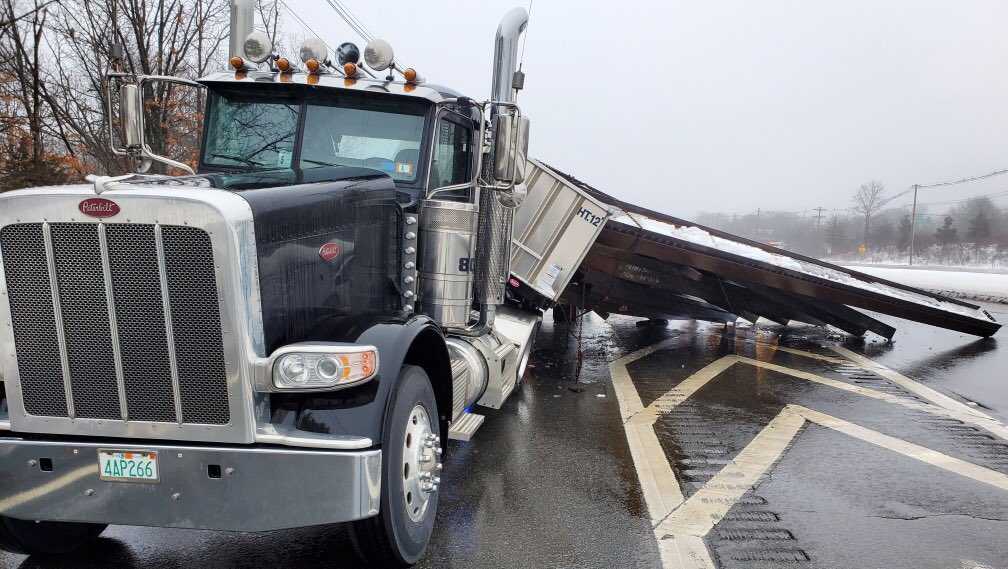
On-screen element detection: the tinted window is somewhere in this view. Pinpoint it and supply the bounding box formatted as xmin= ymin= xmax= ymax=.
xmin=301 ymin=104 xmax=425 ymax=183
xmin=430 ymin=120 xmax=473 ymax=188
xmin=202 ymin=93 xmax=298 ymax=169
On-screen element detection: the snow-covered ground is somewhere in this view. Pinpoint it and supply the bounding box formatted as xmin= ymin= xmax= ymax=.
xmin=842 ymin=265 xmax=1008 ymax=305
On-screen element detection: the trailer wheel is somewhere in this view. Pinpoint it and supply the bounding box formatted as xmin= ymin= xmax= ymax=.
xmin=350 ymin=365 xmax=441 ymax=567
xmin=0 ymin=516 xmax=106 ymax=555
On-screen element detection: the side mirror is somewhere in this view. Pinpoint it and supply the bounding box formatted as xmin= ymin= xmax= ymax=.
xmin=118 ymin=84 xmax=143 ymax=149
xmin=492 ymin=113 xmax=530 ymax=185
xmin=105 ymin=73 xmax=201 ymax=175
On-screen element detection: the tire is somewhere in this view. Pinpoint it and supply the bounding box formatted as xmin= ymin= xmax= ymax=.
xmin=350 ymin=365 xmax=441 ymax=567
xmin=0 ymin=516 xmax=106 ymax=555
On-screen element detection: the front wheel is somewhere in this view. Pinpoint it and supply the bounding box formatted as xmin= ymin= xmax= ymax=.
xmin=349 ymin=365 xmax=442 ymax=567
xmin=0 ymin=516 xmax=106 ymax=555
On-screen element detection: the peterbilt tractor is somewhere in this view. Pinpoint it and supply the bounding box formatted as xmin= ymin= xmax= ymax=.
xmin=1 ymin=1 xmax=1001 ymax=567
xmin=0 ymin=2 xmax=543 ymax=565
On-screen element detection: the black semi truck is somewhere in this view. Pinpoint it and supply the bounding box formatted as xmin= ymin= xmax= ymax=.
xmin=0 ymin=1 xmax=999 ymax=567
xmin=0 ymin=2 xmax=541 ymax=565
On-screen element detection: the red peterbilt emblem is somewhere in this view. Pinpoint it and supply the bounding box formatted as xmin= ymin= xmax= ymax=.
xmin=319 ymin=241 xmax=342 ymax=263
xmin=78 ymin=198 xmax=120 ymax=218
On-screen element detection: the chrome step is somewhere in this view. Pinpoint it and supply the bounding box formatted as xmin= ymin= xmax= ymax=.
xmin=448 ymin=412 xmax=485 ymax=442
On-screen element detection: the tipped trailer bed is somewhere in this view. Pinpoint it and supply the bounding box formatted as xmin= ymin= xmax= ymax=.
xmin=510 ymin=160 xmax=1000 ymax=339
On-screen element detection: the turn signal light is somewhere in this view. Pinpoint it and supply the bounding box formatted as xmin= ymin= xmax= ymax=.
xmin=276 ymin=57 xmax=291 ymax=72
xmin=305 ymin=58 xmax=321 ymax=74
xmin=343 ymin=62 xmax=357 ymax=77
xmin=403 ymin=68 xmax=418 ymax=83
xmin=229 ymin=56 xmax=244 ymax=70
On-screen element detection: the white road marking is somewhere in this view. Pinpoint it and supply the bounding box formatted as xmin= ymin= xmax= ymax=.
xmin=832 ymin=346 xmax=1008 ymax=441
xmin=611 ymin=337 xmax=1008 ymax=569
xmin=610 ymin=341 xmax=710 ymax=568
xmin=658 ymin=403 xmax=1008 ymax=539
xmin=655 ymin=407 xmax=806 ymax=538
xmin=758 ymin=344 xmax=852 ymax=365
xmin=797 ymin=405 xmax=1008 ymax=492
xmin=611 ymin=341 xmax=684 ymax=522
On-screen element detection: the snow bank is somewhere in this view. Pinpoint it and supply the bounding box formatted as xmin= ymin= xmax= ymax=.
xmin=841 ymin=266 xmax=1008 ymax=305
xmin=610 ymin=213 xmax=991 ymax=318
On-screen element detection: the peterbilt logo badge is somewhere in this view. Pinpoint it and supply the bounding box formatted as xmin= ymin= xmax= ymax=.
xmin=79 ymin=198 xmax=120 ymax=218
xmin=319 ymin=241 xmax=342 ymax=263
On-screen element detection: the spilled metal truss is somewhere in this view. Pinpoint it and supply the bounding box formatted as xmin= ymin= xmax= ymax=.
xmin=511 ymin=160 xmax=1000 ymax=339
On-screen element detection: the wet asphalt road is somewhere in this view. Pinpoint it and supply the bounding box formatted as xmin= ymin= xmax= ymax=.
xmin=2 ymin=303 xmax=1007 ymax=569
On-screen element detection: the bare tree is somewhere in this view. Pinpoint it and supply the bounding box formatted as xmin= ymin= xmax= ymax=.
xmin=853 ymin=180 xmax=885 ymax=250
xmin=0 ymin=0 xmax=232 ymax=187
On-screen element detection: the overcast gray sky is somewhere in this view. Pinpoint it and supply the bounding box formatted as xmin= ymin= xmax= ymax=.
xmin=285 ymin=0 xmax=1008 ymax=218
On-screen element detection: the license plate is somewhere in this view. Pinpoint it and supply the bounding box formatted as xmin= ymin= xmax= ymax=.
xmin=98 ymin=449 xmax=159 ymax=483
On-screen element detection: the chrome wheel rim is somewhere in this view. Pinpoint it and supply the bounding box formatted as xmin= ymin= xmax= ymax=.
xmin=402 ymin=404 xmax=442 ymax=522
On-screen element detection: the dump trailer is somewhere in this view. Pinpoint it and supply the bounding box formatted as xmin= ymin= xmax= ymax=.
xmin=0 ymin=1 xmax=998 ymax=566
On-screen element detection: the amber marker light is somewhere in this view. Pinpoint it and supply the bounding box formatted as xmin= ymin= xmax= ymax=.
xmin=343 ymin=62 xmax=357 ymax=77
xmin=276 ymin=57 xmax=291 ymax=73
xmin=305 ymin=58 xmax=321 ymax=74
xmin=403 ymin=68 xmax=418 ymax=83
xmin=229 ymin=56 xmax=244 ymax=70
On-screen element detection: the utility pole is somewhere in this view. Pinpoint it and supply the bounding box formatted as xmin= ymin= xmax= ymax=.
xmin=909 ymin=184 xmax=919 ymax=266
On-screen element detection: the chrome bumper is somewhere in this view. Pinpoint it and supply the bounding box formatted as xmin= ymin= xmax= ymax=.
xmin=0 ymin=436 xmax=381 ymax=532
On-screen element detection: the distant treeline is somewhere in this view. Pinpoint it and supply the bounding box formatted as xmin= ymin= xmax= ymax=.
xmin=697 ymin=196 xmax=1008 ymax=267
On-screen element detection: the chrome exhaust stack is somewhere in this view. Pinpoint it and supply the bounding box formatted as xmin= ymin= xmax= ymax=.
xmin=490 ymin=7 xmax=529 ymax=108
xmin=229 ymin=0 xmax=256 ymax=63
xmin=465 ymin=7 xmax=530 ymax=335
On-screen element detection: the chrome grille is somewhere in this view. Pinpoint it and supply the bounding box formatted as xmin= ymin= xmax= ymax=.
xmin=0 ymin=222 xmax=229 ymax=426
xmin=0 ymin=223 xmax=67 ymax=417
xmin=51 ymin=223 xmax=121 ymax=419
xmin=162 ymin=226 xmax=230 ymax=425
xmin=106 ymin=224 xmax=176 ymax=422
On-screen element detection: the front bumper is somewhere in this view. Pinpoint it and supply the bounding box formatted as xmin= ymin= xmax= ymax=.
xmin=0 ymin=436 xmax=381 ymax=532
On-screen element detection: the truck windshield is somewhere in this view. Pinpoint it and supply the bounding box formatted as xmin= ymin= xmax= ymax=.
xmin=202 ymin=93 xmax=299 ymax=169
xmin=300 ymin=103 xmax=426 ymax=183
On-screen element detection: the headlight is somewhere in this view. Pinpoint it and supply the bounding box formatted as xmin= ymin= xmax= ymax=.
xmin=273 ymin=347 xmax=378 ymax=390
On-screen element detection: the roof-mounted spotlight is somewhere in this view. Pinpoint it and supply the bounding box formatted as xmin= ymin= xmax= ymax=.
xmin=243 ymin=30 xmax=274 ymax=64
xmin=363 ymin=38 xmax=394 ymax=71
xmin=300 ymin=38 xmax=329 ymax=74
xmin=337 ymin=42 xmax=360 ymax=66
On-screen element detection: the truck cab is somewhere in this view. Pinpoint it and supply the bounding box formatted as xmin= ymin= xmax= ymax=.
xmin=0 ymin=6 xmax=537 ymax=567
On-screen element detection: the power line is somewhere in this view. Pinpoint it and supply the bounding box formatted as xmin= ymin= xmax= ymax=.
xmin=895 ymin=189 xmax=1008 ymax=209
xmin=325 ymin=0 xmax=373 ymax=43
xmin=918 ymin=167 xmax=1008 ymax=189
xmin=277 ymin=0 xmax=336 ymax=54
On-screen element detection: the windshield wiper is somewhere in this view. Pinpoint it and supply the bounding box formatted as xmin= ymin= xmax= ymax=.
xmin=300 ymin=158 xmax=340 ymax=167
xmin=210 ymin=153 xmax=266 ymax=167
